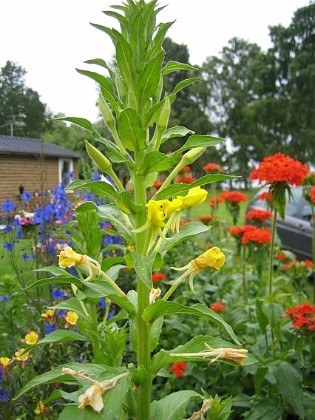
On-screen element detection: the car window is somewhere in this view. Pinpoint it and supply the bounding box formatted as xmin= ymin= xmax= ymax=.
xmin=301 ymin=203 xmax=313 ymax=221
xmin=285 ymin=188 xmax=302 ymax=217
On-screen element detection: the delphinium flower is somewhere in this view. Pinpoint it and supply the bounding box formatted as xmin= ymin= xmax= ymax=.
xmin=2 ymin=242 xmax=14 ymax=252
xmin=152 ymin=272 xmax=166 ymax=284
xmin=51 ymin=288 xmax=67 ymax=300
xmin=245 ymin=209 xmax=273 ymax=227
xmin=21 ymin=191 xmax=33 ymax=203
xmin=168 ymin=361 xmax=187 ymax=377
xmin=286 ymin=303 xmax=315 ymax=332
xmin=45 ymin=324 xmax=58 ymax=335
xmin=210 ymin=301 xmax=227 ymax=312
xmin=1 ymin=199 xmax=15 ymax=213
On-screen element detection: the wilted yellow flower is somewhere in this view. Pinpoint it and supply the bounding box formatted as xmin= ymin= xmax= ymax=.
xmin=34 ymin=400 xmax=46 ymax=416
xmin=146 ymin=199 xmax=182 ymax=228
xmin=78 ymin=383 xmax=104 ymax=412
xmin=193 ymin=247 xmax=225 ymax=270
xmin=223 ymin=348 xmax=248 ymax=365
xmin=149 ymin=287 xmax=161 ymax=304
xmin=15 ymin=349 xmax=29 ymax=362
xmin=24 ymin=331 xmax=39 ymax=345
xmin=58 ymin=245 xmax=101 ymax=281
xmin=66 ymin=311 xmax=79 ymax=326
xmin=0 ymin=357 xmax=11 ymax=367
xmin=177 ymin=186 xmax=208 ymax=209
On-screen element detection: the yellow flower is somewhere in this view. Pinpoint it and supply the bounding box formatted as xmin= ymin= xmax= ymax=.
xmin=0 ymin=357 xmax=11 ymax=367
xmin=15 ymin=349 xmax=29 ymax=362
xmin=78 ymin=383 xmax=104 ymax=412
xmin=66 ymin=311 xmax=79 ymax=325
xmin=177 ymin=186 xmax=208 ymax=209
xmin=193 ymin=247 xmax=225 ymax=270
xmin=223 ymin=348 xmax=248 ymax=365
xmin=24 ymin=331 xmax=39 ymax=345
xmin=34 ymin=400 xmax=46 ymax=416
xmin=41 ymin=309 xmax=55 ymax=319
xmin=58 ymin=244 xmax=84 ymax=267
xmin=146 ymin=199 xmax=182 ymax=228
xmin=58 ymin=245 xmax=101 ymax=281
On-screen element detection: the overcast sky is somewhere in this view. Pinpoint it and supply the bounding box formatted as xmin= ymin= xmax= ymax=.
xmin=0 ymin=0 xmax=310 ymax=123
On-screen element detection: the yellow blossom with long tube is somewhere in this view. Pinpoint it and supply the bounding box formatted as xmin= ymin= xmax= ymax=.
xmin=58 ymin=245 xmax=101 ymax=281
xmin=162 ymin=247 xmax=225 ymax=300
xmin=146 ymin=198 xmax=182 ymax=228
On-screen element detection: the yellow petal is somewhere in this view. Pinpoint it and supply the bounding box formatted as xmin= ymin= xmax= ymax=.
xmin=193 ymin=247 xmax=225 ymax=270
xmin=177 ymin=187 xmax=207 ymax=209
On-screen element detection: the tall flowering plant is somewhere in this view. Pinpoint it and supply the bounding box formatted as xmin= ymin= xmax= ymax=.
xmin=13 ymin=2 xmax=253 ymax=419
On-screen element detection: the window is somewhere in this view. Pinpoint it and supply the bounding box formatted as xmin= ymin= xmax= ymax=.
xmin=58 ymin=159 xmax=74 ymax=186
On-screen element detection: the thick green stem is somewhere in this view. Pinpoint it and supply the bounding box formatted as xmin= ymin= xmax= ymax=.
xmin=269 ymin=208 xmax=278 ymax=300
xmin=134 ymin=166 xmax=152 ymax=420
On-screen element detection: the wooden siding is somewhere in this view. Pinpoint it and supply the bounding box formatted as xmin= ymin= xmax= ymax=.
xmin=0 ymin=155 xmax=79 ymax=208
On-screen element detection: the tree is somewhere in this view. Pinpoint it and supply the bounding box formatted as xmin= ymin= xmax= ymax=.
xmin=0 ymin=61 xmax=52 ymax=137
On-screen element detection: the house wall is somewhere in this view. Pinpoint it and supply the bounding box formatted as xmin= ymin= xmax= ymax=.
xmin=0 ymin=155 xmax=79 ymax=209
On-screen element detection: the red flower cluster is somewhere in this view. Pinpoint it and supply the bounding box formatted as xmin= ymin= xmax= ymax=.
xmin=168 ymin=361 xmax=187 ymax=377
xmin=258 ymin=191 xmax=273 ymax=203
xmin=310 ymin=185 xmax=315 ymax=203
xmin=275 ymin=252 xmax=288 ymax=261
xmin=210 ymin=301 xmax=227 ymax=312
xmin=241 ymin=227 xmax=272 ymax=245
xmin=228 ymin=225 xmax=256 ymax=238
xmin=180 ymin=165 xmax=191 ymax=173
xmin=152 ymin=272 xmax=166 ymax=283
xmin=249 ymin=153 xmax=308 ymax=186
xmin=176 ymin=176 xmax=195 ymax=184
xmin=245 ymin=209 xmax=273 ymax=222
xmin=282 ymin=260 xmax=314 ymax=271
xmin=203 ymin=163 xmax=225 ymax=173
xmin=286 ymin=303 xmax=315 ymax=331
xmin=220 ymin=191 xmax=247 ymax=203
xmin=198 ymin=215 xmax=214 ymax=224
xmin=153 ymin=181 xmax=163 ymax=189
xmin=209 ymin=197 xmax=223 ymax=207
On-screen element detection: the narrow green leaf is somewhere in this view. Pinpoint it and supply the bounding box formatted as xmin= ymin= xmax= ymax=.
xmin=150 ymin=390 xmax=202 ymax=420
xmin=25 ymin=276 xmax=81 ymax=290
xmin=90 ymin=23 xmax=118 ymax=45
xmin=162 ymin=61 xmax=197 ymax=75
xmin=179 ymin=134 xmax=225 ymax=151
xmin=117 ymin=108 xmax=147 ymax=151
xmin=33 ymin=266 xmax=72 ymax=277
xmin=55 ymin=117 xmax=93 ymax=133
xmin=131 ymin=252 xmax=154 ymax=290
xmin=159 ymin=222 xmax=210 ymax=255
xmin=97 ymin=204 xmax=134 ymax=244
xmin=51 ymin=298 xmax=89 ymax=320
xmin=115 ymin=32 xmax=135 ymax=85
xmin=161 ymin=126 xmax=194 ymax=144
xmin=141 ymin=151 xmax=180 ymax=175
xmin=75 ymin=201 xmax=98 ymax=212
xmin=137 ymin=51 xmax=164 ymax=107
xmin=26 ymin=330 xmax=87 ymax=354
xmin=169 ymin=77 xmax=201 ymax=103
xmin=143 ymin=302 xmax=240 ymax=344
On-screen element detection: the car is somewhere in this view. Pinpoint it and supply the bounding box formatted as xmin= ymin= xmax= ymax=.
xmin=245 ymin=186 xmax=313 ymax=260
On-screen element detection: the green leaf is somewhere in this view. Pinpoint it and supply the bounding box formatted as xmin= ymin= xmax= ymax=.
xmin=178 ymin=134 xmax=225 ymax=151
xmin=162 ymin=61 xmax=197 ymax=75
xmin=150 ymin=390 xmax=202 ymax=420
xmin=66 ymin=180 xmax=137 ymax=214
xmin=56 ymin=117 xmax=93 ymax=133
xmin=25 ymin=276 xmax=81 ymax=290
xmin=97 ymin=204 xmax=134 ymax=244
xmin=115 ymin=32 xmax=136 ymax=86
xmin=130 ymin=252 xmax=154 ymax=290
xmin=27 ymin=330 xmax=87 ymax=354
xmin=275 ymin=362 xmax=304 ymax=418
xmin=117 ymin=108 xmax=147 ymax=151
xmin=143 ymin=302 xmax=240 ymax=344
xmin=75 ymin=201 xmax=98 ymax=212
xmin=159 ymin=222 xmax=210 ymax=255
xmin=169 ymin=77 xmax=201 ymax=103
xmin=256 ymin=298 xmax=269 ymax=333
xmin=93 ymin=134 xmax=129 ymax=164
xmin=137 ymin=51 xmax=164 ymax=107
xmin=161 ymin=126 xmax=194 ymax=144
xmin=150 ymin=318 xmax=164 ymax=352
xmin=34 ymin=266 xmax=73 ymax=277
xmin=152 ymin=335 xmax=255 ymax=375
xmin=140 ymin=151 xmax=180 ymax=175
xmin=51 ymin=298 xmax=89 ymax=320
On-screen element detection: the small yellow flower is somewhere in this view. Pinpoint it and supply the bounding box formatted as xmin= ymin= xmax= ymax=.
xmin=0 ymin=357 xmax=11 ymax=367
xmin=146 ymin=199 xmax=182 ymax=228
xmin=34 ymin=400 xmax=46 ymax=416
xmin=78 ymin=383 xmax=104 ymax=412
xmin=15 ymin=349 xmax=29 ymax=362
xmin=41 ymin=309 xmax=55 ymax=319
xmin=193 ymin=247 xmax=225 ymax=270
xmin=223 ymin=348 xmax=248 ymax=365
xmin=177 ymin=186 xmax=208 ymax=209
xmin=149 ymin=287 xmax=161 ymax=304
xmin=58 ymin=245 xmax=101 ymax=281
xmin=66 ymin=311 xmax=79 ymax=326
xmin=24 ymin=331 xmax=39 ymax=345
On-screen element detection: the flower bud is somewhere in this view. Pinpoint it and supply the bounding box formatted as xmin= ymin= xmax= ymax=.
xmin=157 ymin=96 xmax=170 ymax=131
xmin=181 ymin=147 xmax=206 ymax=165
xmin=99 ymin=94 xmax=116 ymax=131
xmin=85 ymin=140 xmax=112 ymax=173
xmin=115 ymin=72 xmax=127 ymax=101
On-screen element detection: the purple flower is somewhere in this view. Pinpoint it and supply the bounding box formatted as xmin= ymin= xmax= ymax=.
xmin=0 ymin=389 xmax=9 ymax=401
xmin=2 ymin=242 xmax=14 ymax=252
xmin=22 ymin=253 xmax=30 ymax=261
xmin=45 ymin=324 xmax=58 ymax=335
xmin=91 ymin=172 xmax=101 ymax=181
xmin=21 ymin=191 xmax=33 ymax=202
xmin=2 ymin=225 xmax=12 ymax=234
xmin=1 ymin=199 xmax=15 ymax=213
xmin=0 ymin=295 xmax=10 ymax=301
